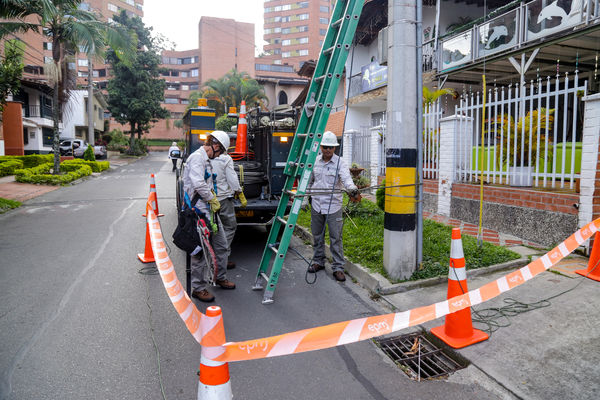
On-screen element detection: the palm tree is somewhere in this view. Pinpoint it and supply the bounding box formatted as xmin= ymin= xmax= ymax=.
xmin=201 ymin=69 xmax=268 ymax=115
xmin=422 ymin=86 xmax=457 ymax=105
xmin=0 ymin=0 xmax=133 ymax=174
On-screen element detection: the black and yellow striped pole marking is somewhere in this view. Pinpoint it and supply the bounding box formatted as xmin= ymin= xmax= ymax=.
xmin=384 ymin=148 xmax=417 ymax=232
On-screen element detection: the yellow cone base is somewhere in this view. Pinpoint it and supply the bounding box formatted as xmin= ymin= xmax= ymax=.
xmin=430 ymin=325 xmax=489 ymax=349
xmin=575 ymin=268 xmax=600 ymax=281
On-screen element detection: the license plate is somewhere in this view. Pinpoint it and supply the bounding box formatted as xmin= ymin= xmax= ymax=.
xmin=236 ymin=210 xmax=254 ymax=217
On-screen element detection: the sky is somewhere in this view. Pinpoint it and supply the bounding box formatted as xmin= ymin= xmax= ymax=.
xmin=142 ymin=0 xmax=266 ymax=54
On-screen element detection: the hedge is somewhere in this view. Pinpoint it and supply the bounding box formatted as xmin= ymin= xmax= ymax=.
xmin=0 ymin=154 xmax=53 ymax=168
xmin=0 ymin=159 xmax=24 ymax=176
xmin=61 ymin=159 xmax=109 ymax=172
xmin=14 ymin=162 xmax=92 ymax=185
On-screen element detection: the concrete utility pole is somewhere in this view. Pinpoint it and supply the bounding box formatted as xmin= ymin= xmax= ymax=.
xmin=87 ymin=56 xmax=94 ymax=145
xmin=384 ymin=0 xmax=419 ymax=280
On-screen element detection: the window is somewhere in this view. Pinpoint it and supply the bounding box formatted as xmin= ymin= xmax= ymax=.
xmin=108 ymin=3 xmax=118 ymax=12
xmin=164 ymin=98 xmax=178 ymax=104
xmin=255 ymin=63 xmax=294 ymax=72
xmin=181 ymin=99 xmax=189 ymax=104
xmin=274 ymin=59 xmax=282 ymax=65
xmin=282 ymin=39 xmax=291 ymax=46
xmin=282 ymin=52 xmax=291 ymax=58
xmin=43 ymin=42 xmax=52 ymax=51
xmin=92 ymin=70 xmax=99 ymax=77
xmin=42 ymin=127 xmax=53 ymax=146
xmin=78 ymin=59 xmax=88 ymax=67
xmin=44 ymin=56 xmax=53 ymax=64
xmin=320 ymin=18 xmax=328 ymax=24
xmin=320 ymin=29 xmax=327 ymax=35
xmin=125 ymin=0 xmax=134 ymax=5
xmin=298 ymin=37 xmax=308 ymax=44
xmin=68 ymin=62 xmax=76 ymax=70
xmin=189 ymin=84 xmax=199 ymax=91
xmin=78 ymin=45 xmax=87 ymax=53
xmin=98 ymin=108 xmax=103 ymax=120
xmin=320 ymin=6 xmax=329 ymax=13
xmin=78 ymin=2 xmax=91 ymax=11
xmin=181 ymin=85 xmax=189 ymax=91
xmin=190 ymin=69 xmax=198 ymax=77
xmin=136 ymin=3 xmax=143 ymax=11
xmin=278 ymin=91 xmax=288 ymax=105
xmin=298 ymin=49 xmax=308 ymax=56
xmin=23 ymin=128 xmax=28 ymax=145
xmin=78 ymin=71 xmax=88 ymax=77
xmin=273 ymin=48 xmax=281 ymax=55
xmin=298 ymin=13 xmax=309 ymax=20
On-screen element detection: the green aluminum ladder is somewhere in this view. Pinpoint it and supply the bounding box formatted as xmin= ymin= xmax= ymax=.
xmin=253 ymin=0 xmax=365 ymax=304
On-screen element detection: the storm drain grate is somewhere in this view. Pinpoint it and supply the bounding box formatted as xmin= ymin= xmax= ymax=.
xmin=375 ymin=333 xmax=466 ymax=380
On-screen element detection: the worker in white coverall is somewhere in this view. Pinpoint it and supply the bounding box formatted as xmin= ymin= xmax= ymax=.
xmin=182 ymin=131 xmax=235 ymax=303
xmin=308 ymin=131 xmax=361 ymax=282
xmin=168 ymin=141 xmax=181 ymax=172
xmin=211 ymin=153 xmax=247 ymax=269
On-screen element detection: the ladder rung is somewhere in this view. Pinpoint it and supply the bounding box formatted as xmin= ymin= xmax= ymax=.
xmin=315 ymin=75 xmax=326 ymax=81
xmin=332 ymin=17 xmax=344 ymax=27
xmin=277 ymin=216 xmax=287 ymax=225
xmin=269 ymin=245 xmax=278 ymax=254
xmin=323 ymin=46 xmax=335 ymax=55
xmin=296 ymin=133 xmax=307 ymax=138
xmin=261 ymin=272 xmax=269 ymax=282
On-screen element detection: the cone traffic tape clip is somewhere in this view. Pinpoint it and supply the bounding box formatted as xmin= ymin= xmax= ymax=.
xmin=142 ymin=174 xmax=164 ymax=217
xmin=430 ymin=228 xmax=489 ymax=349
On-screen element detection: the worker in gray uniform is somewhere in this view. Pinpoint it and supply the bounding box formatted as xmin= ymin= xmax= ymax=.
xmin=182 ymin=130 xmax=236 ymax=302
xmin=211 ymin=152 xmax=247 ymax=269
xmin=308 ymin=131 xmax=361 ymax=282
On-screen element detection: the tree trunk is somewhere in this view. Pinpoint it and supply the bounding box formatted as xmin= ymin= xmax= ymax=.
xmin=52 ymin=77 xmax=61 ymax=175
xmin=129 ymin=122 xmax=135 ymax=154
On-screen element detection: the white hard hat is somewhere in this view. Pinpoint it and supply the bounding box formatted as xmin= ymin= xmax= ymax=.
xmin=321 ymin=131 xmax=339 ymax=147
xmin=171 ymin=141 xmax=177 ymax=146
xmin=209 ymin=130 xmax=230 ymax=152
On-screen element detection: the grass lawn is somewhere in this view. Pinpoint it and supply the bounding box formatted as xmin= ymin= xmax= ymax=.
xmin=296 ymin=197 xmax=520 ymax=283
xmin=0 ymin=197 xmax=21 ymax=214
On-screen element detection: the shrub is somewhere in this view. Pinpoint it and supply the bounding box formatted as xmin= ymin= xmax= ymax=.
xmin=14 ymin=162 xmax=92 ymax=185
xmin=0 ymin=154 xmax=53 ymax=168
xmin=216 ymin=115 xmax=238 ymax=133
xmin=62 ymin=159 xmax=110 ymax=172
xmin=0 ymin=197 xmax=21 ymax=214
xmin=83 ymin=144 xmax=95 ymax=161
xmin=353 ymin=174 xmax=370 ymax=189
xmin=376 ymin=178 xmax=385 ymax=211
xmin=0 ymin=159 xmax=24 ymax=176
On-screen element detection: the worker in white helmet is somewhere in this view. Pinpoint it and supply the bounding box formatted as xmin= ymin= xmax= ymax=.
xmin=182 ymin=130 xmax=236 ymax=302
xmin=307 ymin=131 xmax=361 ymax=282
xmin=168 ymin=141 xmax=181 ymax=172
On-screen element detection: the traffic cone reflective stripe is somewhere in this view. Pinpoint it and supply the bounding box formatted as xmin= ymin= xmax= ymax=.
xmin=137 ymin=202 xmax=155 ymax=263
xmin=198 ymin=306 xmax=233 ymax=399
xmin=142 ymin=174 xmax=164 ymax=217
xmin=575 ymin=231 xmax=600 ymax=281
xmin=431 ymin=228 xmax=489 ymax=348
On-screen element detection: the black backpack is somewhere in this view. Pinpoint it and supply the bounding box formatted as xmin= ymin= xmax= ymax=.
xmin=172 ymin=208 xmax=202 ymax=254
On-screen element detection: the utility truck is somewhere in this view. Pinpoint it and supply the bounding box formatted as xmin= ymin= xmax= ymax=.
xmin=176 ymin=99 xmax=297 ymax=226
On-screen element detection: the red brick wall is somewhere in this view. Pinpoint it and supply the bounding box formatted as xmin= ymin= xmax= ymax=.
xmin=452 ymin=183 xmax=579 ymax=215
xmin=423 ymin=179 xmax=438 ymax=194
xmin=325 ymin=110 xmax=345 ymax=137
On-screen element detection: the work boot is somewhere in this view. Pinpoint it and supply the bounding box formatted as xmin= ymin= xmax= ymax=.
xmin=227 ymin=261 xmax=236 ymax=269
xmin=308 ymin=263 xmax=324 ymax=273
xmin=216 ymin=279 xmax=236 ymax=290
xmin=333 ymin=271 xmax=346 ymax=282
xmin=192 ymin=289 xmax=215 ymax=302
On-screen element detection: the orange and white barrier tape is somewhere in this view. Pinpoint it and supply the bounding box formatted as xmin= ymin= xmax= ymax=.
xmin=147 ymin=205 xmax=598 ymax=363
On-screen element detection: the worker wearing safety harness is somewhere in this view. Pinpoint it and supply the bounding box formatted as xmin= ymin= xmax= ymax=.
xmin=182 ymin=130 xmax=236 ymax=302
xmin=211 ymin=152 xmax=247 ymax=269
xmin=308 ymin=131 xmax=360 ymax=282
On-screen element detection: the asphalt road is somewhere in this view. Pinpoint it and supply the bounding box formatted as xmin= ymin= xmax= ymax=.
xmin=0 ymin=153 xmax=503 ymax=400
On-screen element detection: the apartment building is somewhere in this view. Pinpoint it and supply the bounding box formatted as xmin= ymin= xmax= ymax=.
xmin=259 ymin=0 xmax=334 ymax=71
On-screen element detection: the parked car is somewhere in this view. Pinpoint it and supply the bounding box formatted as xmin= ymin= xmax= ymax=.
xmin=59 ymin=139 xmax=107 ymax=159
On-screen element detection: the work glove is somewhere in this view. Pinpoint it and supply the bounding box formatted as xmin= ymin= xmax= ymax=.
xmin=348 ymin=188 xmax=362 ymax=203
xmin=237 ymin=191 xmax=248 ymax=208
xmin=209 ymin=191 xmax=221 ymax=213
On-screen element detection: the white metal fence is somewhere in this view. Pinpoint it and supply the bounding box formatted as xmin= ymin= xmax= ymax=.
xmin=352 ymin=126 xmax=371 ymax=170
xmin=454 ymin=71 xmax=587 ymax=189
xmin=423 ymin=100 xmax=442 ymax=180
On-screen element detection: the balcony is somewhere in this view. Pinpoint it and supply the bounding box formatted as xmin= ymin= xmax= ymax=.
xmin=429 ymin=0 xmax=600 ymax=73
xmin=22 ymin=104 xmax=54 ymax=119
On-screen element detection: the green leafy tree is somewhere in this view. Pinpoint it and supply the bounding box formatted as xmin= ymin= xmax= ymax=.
xmin=83 ymin=144 xmax=95 ymax=161
xmin=0 ymin=40 xmax=25 ymax=114
xmin=422 ymin=86 xmax=457 ymax=105
xmin=0 ymin=0 xmax=134 ymax=174
xmin=106 ymin=10 xmax=169 ymax=154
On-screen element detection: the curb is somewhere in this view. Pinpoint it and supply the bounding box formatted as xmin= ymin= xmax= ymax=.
xmin=293 ymin=224 xmax=530 ymax=295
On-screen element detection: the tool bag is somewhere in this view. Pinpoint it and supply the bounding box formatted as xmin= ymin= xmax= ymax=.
xmin=172 ymin=207 xmax=202 ymax=255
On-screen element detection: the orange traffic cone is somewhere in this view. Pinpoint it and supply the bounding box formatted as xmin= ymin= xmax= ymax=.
xmin=198 ymin=306 xmax=233 ymax=399
xmin=142 ymin=174 xmax=164 ymax=217
xmin=431 ymin=228 xmax=489 ymax=348
xmin=234 ymin=100 xmax=247 ymax=154
xmin=137 ymin=202 xmax=155 ymax=263
xmin=575 ymin=232 xmax=600 ymax=281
